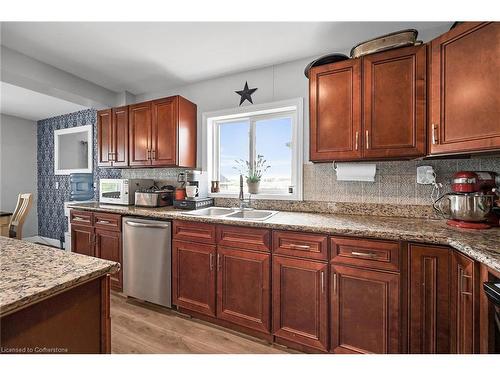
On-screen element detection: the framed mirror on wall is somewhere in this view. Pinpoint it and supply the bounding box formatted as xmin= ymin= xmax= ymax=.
xmin=54 ymin=125 xmax=93 ymax=175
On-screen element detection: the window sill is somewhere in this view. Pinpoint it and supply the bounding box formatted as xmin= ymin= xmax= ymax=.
xmin=208 ymin=192 xmax=302 ymax=201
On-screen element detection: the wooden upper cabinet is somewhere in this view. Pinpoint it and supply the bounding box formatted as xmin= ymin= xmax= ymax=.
xmin=408 ymin=243 xmax=451 ymax=353
xmin=129 ymin=101 xmax=152 ymax=166
xmin=310 ymin=59 xmax=362 ymax=161
xmin=430 ymin=22 xmax=500 ymax=155
xmin=97 ymin=109 xmax=113 ymax=167
xmin=128 ymin=96 xmax=197 ymax=167
xmin=330 ymin=264 xmax=401 ymax=354
xmin=363 ymin=45 xmax=426 ymax=158
xmin=151 ymin=97 xmax=177 ymax=166
xmin=112 ymin=106 xmax=129 ymax=167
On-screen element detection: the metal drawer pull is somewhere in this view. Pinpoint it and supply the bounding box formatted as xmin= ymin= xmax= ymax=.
xmin=217 ymin=253 xmax=222 ymax=270
xmin=351 ymin=251 xmax=377 ymax=258
xmin=321 ymin=271 xmax=325 ymax=294
xmin=73 ymin=217 xmax=88 ymax=222
xmin=431 ymin=124 xmax=439 ymax=145
xmin=289 ymin=244 xmax=311 ymax=250
xmin=97 ymin=220 xmax=111 ymax=225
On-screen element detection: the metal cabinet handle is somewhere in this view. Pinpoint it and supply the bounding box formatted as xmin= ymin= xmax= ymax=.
xmin=147 ymin=149 xmax=151 ymax=160
xmin=73 ymin=217 xmax=88 ymax=222
xmin=431 ymin=124 xmax=439 ymax=145
xmin=321 ymin=271 xmax=325 ymax=294
xmin=125 ymin=221 xmax=170 ymax=229
xmin=365 ymin=130 xmax=370 ymax=149
xmin=289 ymin=244 xmax=311 ymax=250
xmin=209 ymin=253 xmax=214 ymax=271
xmin=351 ymin=251 xmax=377 ymax=258
xmin=217 ymin=253 xmax=222 ymax=270
xmin=461 ymin=273 xmax=473 ymax=295
xmin=97 ymin=220 xmax=111 ymax=225
xmin=355 ymin=131 xmax=359 ymax=150
xmin=332 ymin=273 xmax=338 ymax=295
xmin=151 ymin=149 xmax=156 ymax=160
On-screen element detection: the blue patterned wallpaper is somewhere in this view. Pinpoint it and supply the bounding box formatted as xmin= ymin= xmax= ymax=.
xmin=37 ymin=109 xmax=121 ymax=240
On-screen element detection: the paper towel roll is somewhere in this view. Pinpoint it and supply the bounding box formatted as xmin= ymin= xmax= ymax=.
xmin=335 ymin=162 xmax=377 ymax=182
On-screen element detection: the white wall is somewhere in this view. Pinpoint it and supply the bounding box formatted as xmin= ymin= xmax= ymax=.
xmin=0 ymin=114 xmax=38 ymax=237
xmin=136 ymin=56 xmax=313 ymax=167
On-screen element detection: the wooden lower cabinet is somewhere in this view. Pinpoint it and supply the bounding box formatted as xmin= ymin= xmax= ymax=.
xmin=217 ymin=246 xmax=271 ymax=333
xmin=172 ymin=239 xmax=217 ymax=317
xmin=272 ymin=255 xmax=328 ymax=352
xmin=330 ymin=264 xmax=401 ymax=353
xmin=450 ymin=251 xmax=478 ymax=353
xmin=409 ymin=243 xmax=451 ymax=353
xmin=71 ymin=224 xmax=95 ymax=257
xmin=70 ymin=210 xmax=122 ymax=291
xmin=95 ymin=228 xmax=122 ymax=291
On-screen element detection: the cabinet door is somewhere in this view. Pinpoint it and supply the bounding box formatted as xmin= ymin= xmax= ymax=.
xmin=409 ymin=243 xmax=451 ymax=353
xmin=309 ymin=59 xmax=362 ymax=161
xmin=97 ymin=109 xmax=113 ymax=167
xmin=330 ymin=264 xmax=401 ymax=353
xmin=430 ymin=22 xmax=500 ymax=155
xmin=151 ymin=97 xmax=177 ymax=166
xmin=129 ymin=102 xmax=152 ymax=166
xmin=112 ymin=106 xmax=129 ymax=167
xmin=95 ymin=228 xmax=122 ymax=291
xmin=217 ymin=247 xmax=271 ymax=333
xmin=71 ymin=224 xmax=94 ymax=257
xmin=172 ymin=240 xmax=217 ymax=317
xmin=451 ymin=251 xmax=477 ymax=353
xmin=363 ymin=45 xmax=426 ymax=158
xmin=272 ymin=256 xmax=328 ymax=351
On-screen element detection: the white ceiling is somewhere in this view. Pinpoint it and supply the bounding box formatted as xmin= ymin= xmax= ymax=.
xmin=0 ymin=82 xmax=87 ymax=121
xmin=1 ymin=22 xmax=452 ymax=95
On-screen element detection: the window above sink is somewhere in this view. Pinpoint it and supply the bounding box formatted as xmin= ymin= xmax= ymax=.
xmin=203 ymin=98 xmax=304 ymax=201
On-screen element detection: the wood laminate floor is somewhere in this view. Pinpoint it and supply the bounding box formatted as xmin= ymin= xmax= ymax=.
xmin=110 ymin=292 xmax=295 ymax=354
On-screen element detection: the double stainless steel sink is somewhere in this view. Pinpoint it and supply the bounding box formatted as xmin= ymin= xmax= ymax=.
xmin=181 ymin=207 xmax=278 ymax=221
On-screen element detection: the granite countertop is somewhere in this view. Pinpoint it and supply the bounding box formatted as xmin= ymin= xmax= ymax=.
xmin=69 ymin=202 xmax=500 ymax=273
xmin=0 ymin=237 xmax=120 ymax=317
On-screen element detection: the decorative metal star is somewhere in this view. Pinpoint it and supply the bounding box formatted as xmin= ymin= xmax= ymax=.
xmin=235 ymin=81 xmax=258 ymax=106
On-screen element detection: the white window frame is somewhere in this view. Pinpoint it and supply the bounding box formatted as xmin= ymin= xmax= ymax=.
xmin=54 ymin=125 xmax=93 ymax=175
xmin=202 ymin=98 xmax=303 ymax=201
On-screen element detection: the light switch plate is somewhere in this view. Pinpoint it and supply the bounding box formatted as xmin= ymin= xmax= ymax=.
xmin=416 ymin=166 xmax=436 ymax=185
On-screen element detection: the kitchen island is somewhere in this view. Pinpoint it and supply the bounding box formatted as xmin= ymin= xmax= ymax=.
xmin=0 ymin=237 xmax=119 ymax=354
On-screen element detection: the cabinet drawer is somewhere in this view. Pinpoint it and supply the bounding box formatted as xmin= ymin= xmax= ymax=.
xmin=70 ymin=210 xmax=93 ymax=226
xmin=173 ymin=220 xmax=216 ymax=244
xmin=273 ymin=231 xmax=328 ymax=260
xmin=217 ymin=225 xmax=270 ymax=252
xmin=330 ymin=237 xmax=400 ymax=272
xmin=94 ymin=213 xmax=121 ymax=232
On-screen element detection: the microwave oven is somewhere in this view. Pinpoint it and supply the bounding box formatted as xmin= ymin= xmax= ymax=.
xmin=99 ymin=179 xmax=153 ymax=205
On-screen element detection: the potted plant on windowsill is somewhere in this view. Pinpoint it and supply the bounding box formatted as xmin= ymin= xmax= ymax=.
xmin=233 ymin=155 xmax=270 ymax=194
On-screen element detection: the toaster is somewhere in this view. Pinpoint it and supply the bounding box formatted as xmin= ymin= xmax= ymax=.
xmin=135 ymin=186 xmax=175 ymax=207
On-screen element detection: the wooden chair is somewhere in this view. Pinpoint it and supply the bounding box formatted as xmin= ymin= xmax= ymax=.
xmin=9 ymin=193 xmax=33 ymax=239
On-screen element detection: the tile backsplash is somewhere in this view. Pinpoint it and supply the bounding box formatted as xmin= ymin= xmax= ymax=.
xmin=303 ymin=158 xmax=500 ymax=206
xmin=35 ymin=109 xmax=500 ymax=240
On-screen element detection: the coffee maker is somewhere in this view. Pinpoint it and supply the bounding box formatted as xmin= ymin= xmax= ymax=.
xmin=434 ymin=171 xmax=500 ymax=229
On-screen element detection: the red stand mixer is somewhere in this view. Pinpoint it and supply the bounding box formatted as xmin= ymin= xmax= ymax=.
xmin=434 ymin=171 xmax=500 ymax=229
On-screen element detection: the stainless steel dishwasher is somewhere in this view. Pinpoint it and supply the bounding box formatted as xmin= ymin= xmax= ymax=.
xmin=122 ymin=217 xmax=172 ymax=308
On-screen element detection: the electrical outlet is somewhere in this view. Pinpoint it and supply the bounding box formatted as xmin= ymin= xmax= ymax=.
xmin=416 ymin=166 xmax=436 ymax=185
xmin=55 ymin=181 xmax=59 ymax=189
